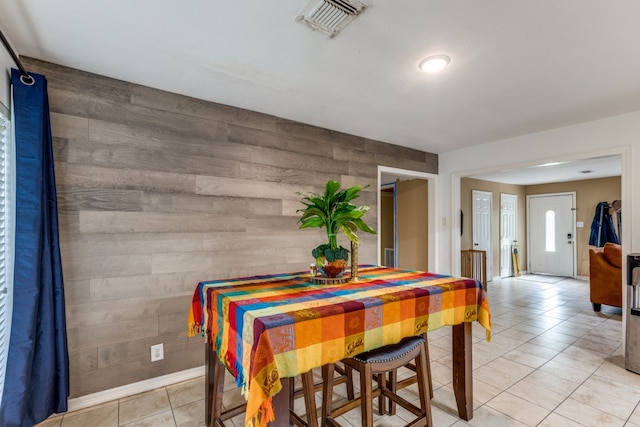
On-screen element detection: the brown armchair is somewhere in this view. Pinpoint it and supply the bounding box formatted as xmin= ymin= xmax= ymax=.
xmin=589 ymin=242 xmax=622 ymax=311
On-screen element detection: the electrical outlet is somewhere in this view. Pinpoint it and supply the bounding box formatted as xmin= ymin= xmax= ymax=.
xmin=150 ymin=343 xmax=164 ymax=362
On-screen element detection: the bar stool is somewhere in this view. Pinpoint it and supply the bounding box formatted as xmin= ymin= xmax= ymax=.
xmin=321 ymin=335 xmax=432 ymax=427
xmin=386 ymin=333 xmax=433 ymax=415
xmin=211 ymin=356 xmax=318 ymax=427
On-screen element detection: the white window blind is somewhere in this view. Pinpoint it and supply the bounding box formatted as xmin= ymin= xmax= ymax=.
xmin=0 ymin=106 xmax=13 ymax=405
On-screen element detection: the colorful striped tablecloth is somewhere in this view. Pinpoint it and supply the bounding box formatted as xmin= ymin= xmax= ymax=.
xmin=188 ymin=266 xmax=491 ymax=426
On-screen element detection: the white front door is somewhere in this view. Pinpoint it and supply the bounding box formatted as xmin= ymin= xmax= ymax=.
xmin=528 ymin=193 xmax=576 ymax=277
xmin=472 ymin=190 xmax=492 ymax=281
xmin=500 ymin=194 xmax=517 ymax=277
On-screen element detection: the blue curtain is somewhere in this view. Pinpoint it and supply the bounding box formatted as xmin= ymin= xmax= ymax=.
xmin=0 ymin=70 xmax=69 ymax=426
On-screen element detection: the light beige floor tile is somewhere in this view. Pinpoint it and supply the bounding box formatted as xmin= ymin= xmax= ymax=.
xmin=555 ymin=398 xmax=626 ymax=427
xmin=474 ymin=334 xmax=525 ymax=356
xmin=119 ymin=389 xmax=172 ymax=425
xmin=539 ymin=330 xmax=578 ymax=344
xmin=593 ymin=359 xmax=640 ymax=389
xmin=507 ymin=380 xmax=566 ymax=410
xmin=431 ymin=385 xmax=461 ymax=415
xmin=60 ymin=402 xmax=118 ymax=427
xmin=521 ymin=370 xmax=581 ymax=397
xmin=428 ymin=404 xmax=461 ymax=427
xmin=628 ymin=402 xmax=640 ymax=425
xmin=471 ymin=378 xmax=503 ymax=406
xmin=502 ymin=348 xmax=550 ymax=368
xmin=429 ymin=360 xmax=453 ymax=386
xmin=538 ymin=412 xmax=587 ymax=426
xmin=119 ymin=410 xmax=176 ymax=427
xmin=460 ymin=404 xmax=527 ymax=427
xmin=473 ymin=357 xmax=534 ymax=390
xmin=167 ymin=377 xmax=204 ymax=408
xmin=509 ymin=323 xmax=547 ymax=335
xmin=485 ymin=391 xmax=550 ymax=426
xmin=548 ymin=322 xmax=591 ymax=338
xmin=538 ymin=359 xmax=593 ymax=383
xmin=569 ymin=375 xmax=640 ymax=420
xmin=560 ymin=343 xmax=609 ymax=364
xmin=514 ymin=342 xmax=560 ymax=360
xmin=172 ymin=399 xmax=206 ymax=427
xmin=527 ymin=336 xmax=571 ymax=352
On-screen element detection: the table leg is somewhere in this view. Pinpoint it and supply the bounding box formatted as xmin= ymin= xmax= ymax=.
xmin=205 ymin=343 xmax=291 ymax=427
xmin=268 ymin=377 xmax=291 ymax=427
xmin=205 ymin=344 xmax=215 ymax=427
xmin=452 ymin=322 xmax=473 ymax=420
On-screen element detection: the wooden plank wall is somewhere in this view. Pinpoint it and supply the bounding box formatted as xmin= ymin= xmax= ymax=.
xmin=23 ymin=58 xmax=438 ymax=398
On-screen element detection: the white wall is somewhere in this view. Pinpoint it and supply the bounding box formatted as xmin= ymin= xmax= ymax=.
xmin=438 ymin=111 xmax=639 ymax=276
xmin=0 ymin=42 xmax=13 ymax=109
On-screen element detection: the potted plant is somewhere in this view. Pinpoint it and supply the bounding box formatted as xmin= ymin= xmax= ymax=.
xmin=298 ymin=180 xmax=376 ymax=277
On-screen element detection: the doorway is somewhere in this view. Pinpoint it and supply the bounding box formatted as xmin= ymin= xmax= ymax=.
xmin=472 ymin=190 xmax=493 ymax=280
xmin=527 ymin=192 xmax=576 ymax=277
xmin=500 ymin=193 xmax=517 ymax=277
xmin=378 ymin=166 xmax=438 ymax=271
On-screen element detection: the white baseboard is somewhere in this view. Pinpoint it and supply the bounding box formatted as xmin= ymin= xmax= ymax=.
xmin=67 ymin=365 xmax=205 ymax=413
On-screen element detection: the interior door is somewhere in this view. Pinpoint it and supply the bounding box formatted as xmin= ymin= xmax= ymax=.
xmin=500 ymin=193 xmax=517 ymax=277
xmin=528 ymin=193 xmax=575 ymax=276
xmin=472 ymin=190 xmax=492 ymax=281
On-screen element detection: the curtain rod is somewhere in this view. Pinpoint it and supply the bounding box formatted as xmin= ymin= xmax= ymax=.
xmin=0 ymin=28 xmax=34 ymax=84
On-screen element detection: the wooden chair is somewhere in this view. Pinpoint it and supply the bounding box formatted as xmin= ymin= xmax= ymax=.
xmin=321 ymin=335 xmax=433 ymax=427
xmin=211 ymin=357 xmax=318 ymax=427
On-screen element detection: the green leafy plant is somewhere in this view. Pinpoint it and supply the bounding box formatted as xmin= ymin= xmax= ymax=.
xmin=298 ymin=180 xmax=376 ymax=269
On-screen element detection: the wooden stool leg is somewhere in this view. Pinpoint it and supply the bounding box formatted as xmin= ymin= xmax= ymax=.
xmin=300 ymin=371 xmax=318 ymax=427
xmin=321 ymin=364 xmax=336 ymax=427
xmin=377 ymin=373 xmax=386 ymax=415
xmin=344 ymin=365 xmax=355 ymax=400
xmin=416 ymin=343 xmax=433 ymax=427
xmin=360 ymin=364 xmax=374 ymax=427
xmin=387 ymin=370 xmax=397 ymax=415
xmin=424 ymin=337 xmax=433 ymax=399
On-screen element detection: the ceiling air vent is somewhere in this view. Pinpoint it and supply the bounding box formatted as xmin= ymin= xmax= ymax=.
xmin=296 ymin=0 xmax=367 ymax=38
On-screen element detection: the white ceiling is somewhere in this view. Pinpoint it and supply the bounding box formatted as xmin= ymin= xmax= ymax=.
xmin=0 ymin=1 xmax=635 ymax=182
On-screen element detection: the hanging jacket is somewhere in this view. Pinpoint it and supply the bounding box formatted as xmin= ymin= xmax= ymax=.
xmin=589 ymin=201 xmax=619 ymax=247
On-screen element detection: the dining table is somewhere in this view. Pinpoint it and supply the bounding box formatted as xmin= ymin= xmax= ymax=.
xmin=188 ymin=265 xmax=491 ymax=427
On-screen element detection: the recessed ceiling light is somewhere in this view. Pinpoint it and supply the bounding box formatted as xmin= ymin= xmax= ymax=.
xmin=579 ymin=170 xmax=594 ymax=174
xmin=418 ymin=54 xmax=450 ymax=73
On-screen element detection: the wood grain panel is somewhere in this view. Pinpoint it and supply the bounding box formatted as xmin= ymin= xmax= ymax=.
xmin=196 ymin=176 xmax=314 ymax=200
xmin=78 ymin=211 xmax=247 ymax=233
xmin=129 ymin=85 xmax=277 ymax=132
xmin=62 ymin=254 xmax=152 ymax=281
xmin=57 ymin=188 xmax=144 ymax=212
xmin=21 ymin=57 xmax=438 ymax=400
xmin=228 ymin=124 xmax=334 ymax=158
xmin=89 ymin=119 xmax=230 ymax=158
xmin=275 ymin=118 xmax=366 ymax=151
xmin=141 ymin=192 xmax=282 ymax=215
xmin=67 ymin=319 xmax=159 ymax=351
xmin=56 ymin=163 xmax=197 ymax=194
xmin=50 ymin=112 xmax=88 ymax=140
xmin=334 ymin=145 xmax=434 ymax=173
xmin=237 ymin=162 xmax=331 ymax=187
xmin=65 ymin=138 xmax=240 ymax=177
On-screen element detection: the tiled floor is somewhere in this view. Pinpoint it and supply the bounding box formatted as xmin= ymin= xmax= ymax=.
xmin=37 ymin=274 xmax=640 ymax=427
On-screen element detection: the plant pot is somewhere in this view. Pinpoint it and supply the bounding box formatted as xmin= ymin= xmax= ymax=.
xmin=320 ymin=259 xmax=348 ymax=278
